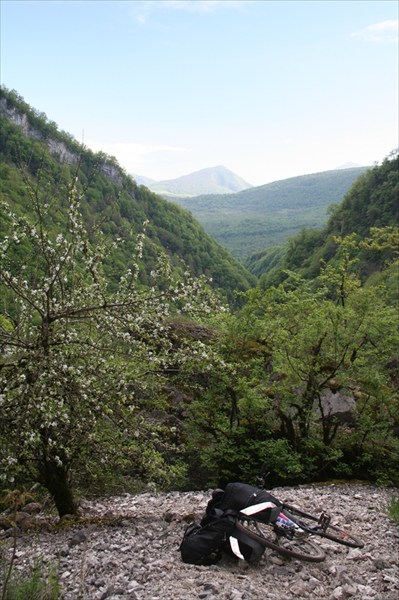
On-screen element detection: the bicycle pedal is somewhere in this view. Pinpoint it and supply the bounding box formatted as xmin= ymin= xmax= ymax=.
xmin=318 ymin=513 xmax=331 ymax=530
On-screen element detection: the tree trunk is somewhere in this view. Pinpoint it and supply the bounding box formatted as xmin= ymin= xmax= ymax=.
xmin=278 ymin=410 xmax=297 ymax=447
xmin=39 ymin=456 xmax=77 ymax=517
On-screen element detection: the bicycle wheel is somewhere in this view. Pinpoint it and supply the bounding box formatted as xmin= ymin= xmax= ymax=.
xmin=282 ymin=504 xmax=364 ymax=548
xmin=236 ymin=518 xmax=326 ymax=563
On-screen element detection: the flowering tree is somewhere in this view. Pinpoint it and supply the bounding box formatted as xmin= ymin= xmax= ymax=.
xmin=0 ymin=172 xmax=224 ymax=516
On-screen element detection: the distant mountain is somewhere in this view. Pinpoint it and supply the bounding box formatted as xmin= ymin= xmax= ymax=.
xmin=171 ymin=167 xmax=369 ymax=260
xmin=133 ymin=174 xmax=157 ymax=187
xmin=335 ymin=162 xmax=364 ymax=169
xmin=133 ymin=165 xmax=253 ymax=197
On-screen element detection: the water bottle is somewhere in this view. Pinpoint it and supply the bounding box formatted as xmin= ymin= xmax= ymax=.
xmin=275 ymin=513 xmax=300 ymax=530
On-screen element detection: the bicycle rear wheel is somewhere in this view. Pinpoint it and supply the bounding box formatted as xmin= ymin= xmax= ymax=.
xmin=236 ymin=518 xmax=326 ymax=563
xmin=282 ymin=504 xmax=364 ymax=548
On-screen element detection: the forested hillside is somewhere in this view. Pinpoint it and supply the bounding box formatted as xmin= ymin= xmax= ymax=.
xmin=0 ymin=87 xmax=255 ymax=302
xmin=249 ymin=152 xmax=398 ymax=289
xmin=172 ymin=167 xmax=368 ymax=259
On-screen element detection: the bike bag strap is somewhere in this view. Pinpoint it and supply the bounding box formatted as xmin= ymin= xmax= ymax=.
xmin=240 ymin=501 xmax=281 ymax=523
xmin=240 ymin=501 xmax=277 ymax=515
xmin=229 ymin=536 xmax=245 ymax=560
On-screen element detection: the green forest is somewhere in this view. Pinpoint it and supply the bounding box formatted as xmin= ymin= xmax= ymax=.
xmin=1 ymin=86 xmax=398 ymax=519
xmin=172 ymin=167 xmax=368 ymax=259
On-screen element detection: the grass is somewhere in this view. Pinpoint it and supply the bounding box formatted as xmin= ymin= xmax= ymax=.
xmin=388 ymin=498 xmax=399 ymax=524
xmin=1 ymin=558 xmax=60 ymax=600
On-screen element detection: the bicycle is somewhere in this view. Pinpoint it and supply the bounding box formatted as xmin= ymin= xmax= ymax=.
xmin=235 ymin=496 xmax=364 ymax=563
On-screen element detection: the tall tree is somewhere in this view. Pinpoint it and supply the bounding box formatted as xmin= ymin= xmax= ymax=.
xmin=0 ymin=166 xmax=222 ymax=516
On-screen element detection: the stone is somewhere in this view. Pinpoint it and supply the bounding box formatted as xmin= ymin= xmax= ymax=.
xmin=0 ymin=515 xmax=13 ymax=529
xmin=22 ymin=502 xmax=43 ymax=514
xmin=69 ymin=529 xmax=88 ymax=547
xmin=0 ymin=484 xmax=397 ymax=600
xmin=372 ymin=558 xmax=391 ymax=570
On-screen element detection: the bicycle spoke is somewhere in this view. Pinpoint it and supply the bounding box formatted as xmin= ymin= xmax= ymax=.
xmin=236 ymin=518 xmax=326 ymax=562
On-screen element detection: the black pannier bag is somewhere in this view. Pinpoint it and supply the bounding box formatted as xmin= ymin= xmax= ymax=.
xmin=180 ymin=482 xmax=282 ymax=565
xmin=227 ymin=527 xmax=266 ymax=563
xmin=179 ymin=509 xmax=236 ymax=565
xmin=218 ymin=482 xmax=283 ymax=524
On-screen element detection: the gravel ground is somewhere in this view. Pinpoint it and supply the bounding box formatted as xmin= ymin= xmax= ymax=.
xmin=1 ymin=483 xmax=398 ymax=600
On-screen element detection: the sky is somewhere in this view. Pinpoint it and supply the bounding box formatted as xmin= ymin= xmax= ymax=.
xmin=1 ymin=0 xmax=398 ymax=186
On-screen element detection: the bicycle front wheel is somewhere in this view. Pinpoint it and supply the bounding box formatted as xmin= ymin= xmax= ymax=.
xmin=312 ymin=523 xmax=364 ymax=548
xmin=282 ymin=504 xmax=364 ymax=548
xmin=236 ymin=518 xmax=326 ymax=563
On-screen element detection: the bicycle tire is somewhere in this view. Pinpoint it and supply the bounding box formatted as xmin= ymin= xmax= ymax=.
xmin=282 ymin=503 xmax=364 ymax=548
xmin=236 ymin=518 xmax=326 ymax=563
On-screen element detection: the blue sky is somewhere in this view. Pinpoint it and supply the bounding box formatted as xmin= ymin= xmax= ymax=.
xmin=1 ymin=0 xmax=398 ymax=185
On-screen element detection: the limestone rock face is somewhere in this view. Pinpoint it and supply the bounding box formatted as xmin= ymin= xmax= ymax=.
xmin=0 ymin=99 xmax=123 ymax=186
xmin=1 ymin=484 xmax=398 ymax=600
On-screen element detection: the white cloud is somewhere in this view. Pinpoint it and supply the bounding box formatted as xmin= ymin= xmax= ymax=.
xmin=351 ymin=20 xmax=399 ymax=43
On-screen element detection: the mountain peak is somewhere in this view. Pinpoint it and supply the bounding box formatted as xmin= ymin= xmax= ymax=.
xmin=134 ymin=165 xmax=253 ymax=197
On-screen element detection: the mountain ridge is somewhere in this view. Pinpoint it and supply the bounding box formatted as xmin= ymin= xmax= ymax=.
xmin=133 ymin=165 xmax=253 ymax=197
xmin=248 ymin=152 xmax=398 ymax=285
xmin=170 ymin=166 xmax=369 ymax=259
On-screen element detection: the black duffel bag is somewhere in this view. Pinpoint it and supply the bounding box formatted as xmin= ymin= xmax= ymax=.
xmin=218 ymin=482 xmax=283 ymax=524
